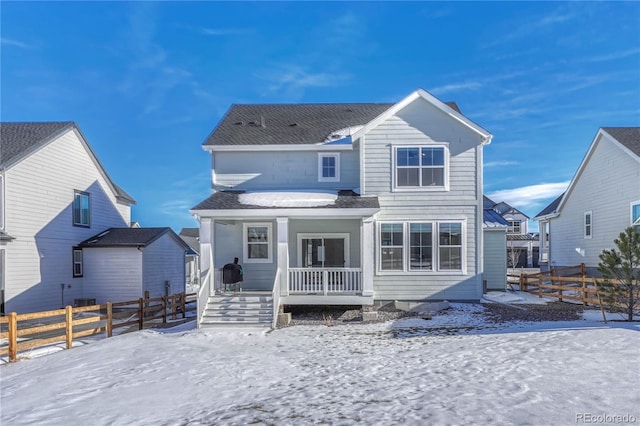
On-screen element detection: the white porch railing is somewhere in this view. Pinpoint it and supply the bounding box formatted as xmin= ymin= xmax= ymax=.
xmin=288 ymin=268 xmax=362 ymax=295
xmin=271 ymin=269 xmax=281 ymax=329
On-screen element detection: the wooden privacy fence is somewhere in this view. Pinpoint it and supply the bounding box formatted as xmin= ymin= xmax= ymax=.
xmin=508 ymin=263 xmax=622 ymax=307
xmin=0 ymin=292 xmax=196 ymax=363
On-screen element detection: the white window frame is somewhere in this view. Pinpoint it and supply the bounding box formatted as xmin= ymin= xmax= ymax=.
xmin=507 ymin=220 xmax=521 ymax=234
xmin=392 ymin=145 xmax=450 ymax=192
xmin=243 ymin=223 xmax=273 ymax=263
xmin=584 ymin=211 xmax=592 ymax=239
xmin=438 ymin=222 xmax=464 ymax=271
xmin=73 ymin=190 xmax=91 ymax=227
xmin=631 ymin=200 xmax=640 ymax=230
xmin=318 ymin=153 xmax=340 ymax=182
xmin=73 ymin=248 xmax=83 ymax=278
xmin=376 ymin=220 xmax=465 ymax=275
xmin=296 ymin=233 xmax=350 ymax=267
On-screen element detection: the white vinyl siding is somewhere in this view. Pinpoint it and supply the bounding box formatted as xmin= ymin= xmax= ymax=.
xmin=0 ymin=174 xmax=4 ymax=230
xmin=83 ymin=248 xmax=143 ymax=304
xmin=483 ymin=229 xmax=507 ymax=290
xmin=243 ymin=223 xmax=273 ymax=263
xmin=318 ymin=153 xmax=340 ymax=182
xmin=142 ymin=233 xmax=186 ymax=297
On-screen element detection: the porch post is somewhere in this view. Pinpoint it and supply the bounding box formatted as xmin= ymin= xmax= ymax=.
xmin=361 ymin=217 xmax=374 ymax=296
xmin=276 ymin=217 xmax=289 ymax=296
xmin=199 ymin=218 xmax=215 ymax=294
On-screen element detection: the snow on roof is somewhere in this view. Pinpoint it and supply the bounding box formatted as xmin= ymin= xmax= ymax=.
xmin=238 ymin=191 xmax=338 ymax=208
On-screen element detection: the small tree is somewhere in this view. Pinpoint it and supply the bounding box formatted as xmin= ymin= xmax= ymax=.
xmin=597 ymin=227 xmax=640 ymax=321
xmin=507 ymin=240 xmax=523 ymax=269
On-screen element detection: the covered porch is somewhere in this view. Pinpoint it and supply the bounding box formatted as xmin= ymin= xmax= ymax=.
xmin=192 ymin=190 xmax=379 ymax=310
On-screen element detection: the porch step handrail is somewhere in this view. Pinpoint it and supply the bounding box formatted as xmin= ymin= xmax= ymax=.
xmin=288 ymin=267 xmax=362 ymax=294
xmin=271 ymin=268 xmax=281 ymax=329
xmin=197 ymin=268 xmax=212 ymax=325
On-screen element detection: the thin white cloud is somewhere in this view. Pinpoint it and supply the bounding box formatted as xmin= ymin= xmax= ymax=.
xmin=200 ymin=28 xmax=255 ymax=36
xmin=483 ymin=9 xmax=574 ymax=48
xmin=485 ymin=160 xmax=520 ymax=168
xmin=587 ymin=48 xmax=640 ymax=62
xmin=1 ymin=37 xmax=32 ymax=49
xmin=257 ymin=64 xmax=350 ymax=98
xmin=429 ymin=81 xmax=483 ymax=95
xmin=487 ymin=182 xmax=569 ymax=211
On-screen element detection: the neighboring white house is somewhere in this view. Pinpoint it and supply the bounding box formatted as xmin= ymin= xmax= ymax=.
xmin=191 ymin=88 xmax=493 ymax=325
xmin=179 ymin=227 xmax=200 ymax=292
xmin=484 ymin=195 xmax=539 ymax=268
xmin=0 ymin=122 xmax=136 ymax=314
xmin=534 ymin=127 xmax=640 ymax=275
xmin=78 ymin=227 xmax=190 ymax=304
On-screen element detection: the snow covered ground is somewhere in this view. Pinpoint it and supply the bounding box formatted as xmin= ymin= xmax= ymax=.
xmin=1 ymin=303 xmax=639 ymax=425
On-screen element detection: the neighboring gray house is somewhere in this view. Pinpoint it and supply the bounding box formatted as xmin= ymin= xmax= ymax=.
xmin=78 ymin=227 xmax=190 ymax=304
xmin=535 ymin=127 xmax=640 ymax=275
xmin=190 ymin=89 xmax=493 ymax=327
xmin=179 ymin=227 xmax=200 ymax=290
xmin=483 ymin=209 xmax=509 ymax=291
xmin=484 ymin=195 xmax=539 ymax=268
xmin=0 ymin=122 xmax=136 ymax=314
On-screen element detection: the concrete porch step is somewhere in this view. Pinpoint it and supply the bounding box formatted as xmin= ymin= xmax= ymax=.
xmin=200 ymin=293 xmax=274 ymax=329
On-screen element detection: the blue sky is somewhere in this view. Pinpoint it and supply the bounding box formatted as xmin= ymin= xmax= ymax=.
xmin=2 ymin=2 xmax=639 ymax=232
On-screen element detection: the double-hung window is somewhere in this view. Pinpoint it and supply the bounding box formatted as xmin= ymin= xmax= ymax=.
xmin=378 ymin=221 xmax=463 ymax=273
xmin=73 ymin=190 xmax=90 ymax=227
xmin=584 ymin=211 xmax=592 ymax=239
xmin=507 ymin=220 xmax=521 ymax=234
xmin=243 ymin=223 xmax=272 ymax=263
xmin=394 ymin=146 xmax=447 ymax=190
xmin=380 ymin=224 xmax=404 ymax=271
xmin=318 ymin=153 xmax=340 ymax=182
xmin=632 ymin=201 xmax=640 ymax=232
xmin=73 ymin=248 xmax=83 ymax=277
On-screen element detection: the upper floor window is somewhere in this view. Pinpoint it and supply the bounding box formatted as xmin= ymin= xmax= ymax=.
xmin=318 ymin=153 xmax=340 ymax=182
xmin=631 ymin=201 xmax=640 ymax=232
xmin=584 ymin=211 xmax=592 ymax=239
xmin=394 ymin=146 xmax=448 ymax=191
xmin=507 ymin=220 xmax=521 ymax=234
xmin=243 ymin=223 xmax=272 ymax=263
xmin=73 ymin=191 xmax=90 ymax=227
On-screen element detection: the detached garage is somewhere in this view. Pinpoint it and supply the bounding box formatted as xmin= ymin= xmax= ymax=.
xmin=483 ymin=210 xmax=508 ymax=291
xmin=78 ymin=228 xmax=190 ymax=304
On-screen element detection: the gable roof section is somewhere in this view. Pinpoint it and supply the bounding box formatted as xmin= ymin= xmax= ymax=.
xmin=1 ymin=122 xmax=74 ymax=168
xmin=554 ymin=127 xmax=639 ymax=215
xmin=179 ymin=227 xmax=200 ymax=255
xmin=534 ymin=193 xmax=565 ymax=220
xmin=350 ymin=88 xmax=492 ymax=144
xmin=0 ymin=121 xmax=135 ymax=204
xmin=202 ymin=90 xmax=469 ymax=148
xmin=483 ymin=195 xmax=497 ymax=209
xmin=79 ymin=227 xmax=190 ymax=251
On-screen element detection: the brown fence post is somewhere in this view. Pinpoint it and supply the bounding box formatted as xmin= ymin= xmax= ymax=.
xmin=162 ymin=296 xmax=167 ymax=324
xmin=580 ymin=262 xmax=585 ymax=277
xmin=582 ymin=276 xmax=587 ymax=306
xmin=170 ymin=294 xmax=177 ymax=320
xmin=144 ymin=291 xmax=150 ymax=319
xmin=138 ymin=298 xmax=144 ymax=330
xmin=65 ymin=306 xmax=73 ymax=350
xmin=181 ymin=292 xmax=186 ymax=319
xmin=8 ymin=312 xmax=17 ymax=362
xmin=106 ymin=302 xmax=113 ymax=337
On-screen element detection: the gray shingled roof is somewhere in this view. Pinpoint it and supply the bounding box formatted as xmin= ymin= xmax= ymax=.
xmin=79 ymin=227 xmax=189 ymax=250
xmin=179 ymin=228 xmax=200 ymax=255
xmin=534 ymin=193 xmax=564 ymax=219
xmin=1 ymin=122 xmax=74 ymax=168
xmin=192 ymin=190 xmax=380 ymax=210
xmin=602 ymin=127 xmax=640 ymax=157
xmin=204 ymin=102 xmax=461 ymax=146
xmin=0 ymin=121 xmax=135 ymax=204
xmin=483 ymin=195 xmax=497 ymax=210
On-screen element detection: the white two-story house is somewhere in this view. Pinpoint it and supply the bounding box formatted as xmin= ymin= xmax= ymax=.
xmin=535 ymin=127 xmax=640 ymax=275
xmin=0 ymin=122 xmax=136 ymax=314
xmin=191 ymin=89 xmax=492 ymax=326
